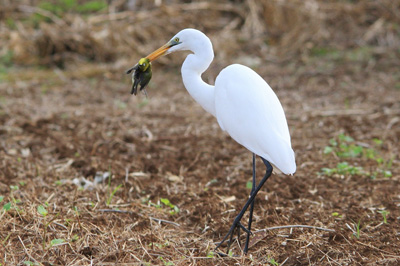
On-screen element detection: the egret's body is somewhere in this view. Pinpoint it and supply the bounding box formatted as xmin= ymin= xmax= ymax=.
xmin=136 ymin=28 xmax=296 ymax=254
xmin=215 ymin=64 xmax=295 ymax=174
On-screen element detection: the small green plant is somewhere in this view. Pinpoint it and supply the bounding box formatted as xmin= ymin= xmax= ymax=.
xmin=204 ymin=179 xmax=218 ymax=191
xmin=37 ymin=205 xmax=49 ymax=250
xmin=72 ymin=206 xmax=82 ymax=229
xmin=310 ymin=47 xmax=341 ymax=60
xmin=332 ymin=212 xmax=342 ymax=218
xmin=323 ymin=134 xmax=393 ymax=178
xmin=160 ymin=198 xmax=180 ymax=215
xmin=38 ymin=205 xmax=61 ymax=249
xmin=106 ymin=169 xmax=122 ymax=206
xmin=3 ymin=201 xmax=11 ymax=211
xmin=228 ymin=249 xmax=234 ymax=257
xmin=310 ymin=46 xmax=374 ymax=63
xmin=50 ymin=238 xmax=65 ymax=247
xmin=23 ymin=261 xmax=39 ymax=266
xmin=37 ymin=205 xmax=48 ymax=217
xmin=158 ymin=256 xmax=174 ymax=266
xmin=207 ymin=250 xmax=215 ymax=258
xmin=2 ymin=185 xmax=23 ymax=214
xmin=321 ymin=162 xmax=364 ymax=176
xmin=268 ymin=257 xmax=279 ymax=266
xmin=324 ymin=134 xmax=364 ymax=158
xmin=76 ymin=1 xmax=107 ymax=13
xmin=144 ymin=197 xmax=179 ymax=215
xmin=1 ymin=195 xmax=12 ymax=213
xmin=71 ymin=234 xmax=79 ymax=242
xmin=246 ymin=181 xmax=253 ymax=189
xmin=355 ymin=220 xmax=361 ymax=239
xmin=349 ymin=220 xmax=362 ymax=239
xmin=152 ymin=241 xmax=170 ymax=249
xmin=39 ymin=0 xmax=107 ymax=16
xmin=378 ymin=210 xmax=389 ymax=224
xmin=106 ymin=184 xmax=122 ymax=206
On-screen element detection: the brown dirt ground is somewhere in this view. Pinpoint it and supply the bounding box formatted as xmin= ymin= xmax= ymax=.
xmin=1 ymin=1 xmax=400 ymax=265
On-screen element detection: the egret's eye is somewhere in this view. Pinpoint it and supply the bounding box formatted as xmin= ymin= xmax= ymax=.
xmin=174 ymin=37 xmax=180 ymax=42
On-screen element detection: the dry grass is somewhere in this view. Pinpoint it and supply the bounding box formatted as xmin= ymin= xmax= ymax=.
xmin=1 ymin=0 xmax=400 ymax=265
xmin=2 ymin=0 xmax=399 ymax=66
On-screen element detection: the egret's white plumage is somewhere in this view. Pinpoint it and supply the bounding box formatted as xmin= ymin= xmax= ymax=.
xmin=141 ymin=28 xmax=296 ymax=254
xmin=163 ymin=28 xmax=296 ymax=174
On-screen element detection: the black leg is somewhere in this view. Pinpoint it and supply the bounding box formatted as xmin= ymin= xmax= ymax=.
xmin=243 ymin=153 xmax=256 ymax=253
xmin=215 ymin=157 xmax=273 ymax=254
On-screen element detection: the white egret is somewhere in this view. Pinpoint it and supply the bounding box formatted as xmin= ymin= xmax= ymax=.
xmin=132 ymin=28 xmax=296 ymax=254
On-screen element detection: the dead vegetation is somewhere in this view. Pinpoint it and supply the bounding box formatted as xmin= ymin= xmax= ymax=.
xmin=0 ymin=0 xmax=399 ymax=265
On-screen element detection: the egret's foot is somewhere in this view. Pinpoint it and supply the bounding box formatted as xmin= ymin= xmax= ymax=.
xmin=215 ymin=218 xmax=252 ymax=254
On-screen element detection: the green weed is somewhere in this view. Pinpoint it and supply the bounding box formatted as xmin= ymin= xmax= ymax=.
xmin=2 ymin=186 xmax=23 ymax=214
xmin=3 ymin=202 xmax=11 ymax=212
xmin=5 ymin=18 xmax=16 ymax=29
xmin=207 ymin=250 xmax=215 ymax=258
xmin=355 ymin=220 xmax=361 ymax=239
xmin=37 ymin=205 xmax=63 ymax=249
xmin=332 ymin=212 xmax=342 ymax=218
xmin=348 ymin=220 xmax=362 ymax=239
xmin=37 ymin=205 xmax=49 ymax=250
xmin=106 ymin=169 xmax=122 ymax=206
xmin=310 ymin=47 xmax=341 ymax=60
xmin=160 ymin=198 xmax=180 ymax=215
xmin=143 ymin=197 xmax=180 ymax=215
xmin=76 ymin=1 xmax=107 ymax=13
xmin=106 ymin=184 xmax=122 ymax=206
xmin=50 ymin=238 xmax=65 ymax=247
xmin=378 ymin=210 xmax=389 ymax=224
xmin=23 ymin=262 xmax=39 ymax=266
xmin=323 ymin=134 xmax=393 ymax=178
xmin=246 ymin=181 xmax=253 ymax=189
xmin=31 ymin=0 xmax=107 ymax=25
xmin=321 ymin=162 xmax=364 ymax=176
xmin=324 ymin=134 xmax=363 ymax=158
xmin=158 ymin=256 xmax=174 ymax=266
xmin=268 ymin=257 xmax=279 ymax=265
xmin=310 ymin=46 xmax=374 ymax=62
xmin=39 ymin=0 xmax=107 ymax=16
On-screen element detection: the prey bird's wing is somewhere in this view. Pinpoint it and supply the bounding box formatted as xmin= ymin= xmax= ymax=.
xmin=126 ymin=64 xmax=138 ymax=74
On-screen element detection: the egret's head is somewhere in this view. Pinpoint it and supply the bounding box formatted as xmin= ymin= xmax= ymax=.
xmin=145 ymin=36 xmax=182 ymax=62
xmin=145 ymin=29 xmax=209 ymax=62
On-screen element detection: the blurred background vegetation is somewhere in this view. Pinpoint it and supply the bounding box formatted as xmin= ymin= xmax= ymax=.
xmin=0 ymin=0 xmax=399 ymax=70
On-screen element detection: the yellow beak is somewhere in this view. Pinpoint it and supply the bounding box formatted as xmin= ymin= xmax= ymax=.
xmin=146 ymin=42 xmax=171 ymax=62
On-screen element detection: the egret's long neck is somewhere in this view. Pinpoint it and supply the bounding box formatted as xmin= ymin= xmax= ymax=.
xmin=181 ymin=42 xmax=216 ymax=117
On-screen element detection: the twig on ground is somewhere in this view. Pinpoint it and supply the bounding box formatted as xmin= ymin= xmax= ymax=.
xmin=256 ymin=225 xmax=335 ymax=233
xmin=150 ymin=217 xmax=181 ymax=227
xmin=280 ymin=257 xmax=289 ymax=266
xmin=18 ymin=235 xmax=41 ymax=265
xmin=97 ymin=209 xmax=133 ymax=214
